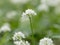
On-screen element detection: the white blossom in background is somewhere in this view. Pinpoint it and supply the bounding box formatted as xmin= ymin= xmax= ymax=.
xmin=22 ymin=12 xmax=27 ymax=17
xmin=0 ymin=23 xmax=11 ymax=33
xmin=39 ymin=37 xmax=54 ymax=45
xmin=14 ymin=40 xmax=30 ymax=45
xmin=40 ymin=0 xmax=60 ymax=7
xmin=40 ymin=0 xmax=47 ymax=4
xmin=6 ymin=11 xmax=17 ymax=19
xmin=10 ymin=0 xmax=29 ymax=4
xmin=12 ymin=32 xmax=25 ymax=41
xmin=22 ymin=9 xmax=36 ymax=17
xmin=54 ymin=6 xmax=60 ymax=15
xmin=38 ymin=0 xmax=60 ymax=12
xmin=47 ymin=0 xmax=60 ymax=7
xmin=21 ymin=15 xmax=29 ymax=22
xmin=37 ymin=4 xmax=49 ymax=12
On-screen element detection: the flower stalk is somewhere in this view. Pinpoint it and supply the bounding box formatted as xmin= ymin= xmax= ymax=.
xmin=28 ymin=15 xmax=35 ymax=45
xmin=22 ymin=9 xmax=37 ymax=45
xmin=29 ymin=16 xmax=34 ymax=37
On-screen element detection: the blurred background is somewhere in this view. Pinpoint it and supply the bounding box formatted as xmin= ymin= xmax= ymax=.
xmin=0 ymin=0 xmax=60 ymax=45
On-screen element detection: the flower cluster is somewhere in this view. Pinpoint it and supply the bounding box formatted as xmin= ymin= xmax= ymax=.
xmin=12 ymin=32 xmax=25 ymax=41
xmin=12 ymin=32 xmax=30 ymax=45
xmin=22 ymin=9 xmax=37 ymax=17
xmin=14 ymin=40 xmax=30 ymax=45
xmin=21 ymin=9 xmax=36 ymax=23
xmin=37 ymin=0 xmax=60 ymax=12
xmin=0 ymin=23 xmax=11 ymax=33
xmin=39 ymin=37 xmax=54 ymax=45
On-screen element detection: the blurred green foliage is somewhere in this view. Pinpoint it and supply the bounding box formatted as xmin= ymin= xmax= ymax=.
xmin=0 ymin=0 xmax=60 ymax=45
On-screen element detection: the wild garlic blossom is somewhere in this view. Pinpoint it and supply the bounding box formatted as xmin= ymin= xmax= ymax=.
xmin=0 ymin=23 xmax=11 ymax=33
xmin=22 ymin=9 xmax=37 ymax=17
xmin=13 ymin=32 xmax=30 ymax=45
xmin=39 ymin=37 xmax=54 ymax=45
xmin=14 ymin=40 xmax=30 ymax=45
xmin=12 ymin=32 xmax=25 ymax=41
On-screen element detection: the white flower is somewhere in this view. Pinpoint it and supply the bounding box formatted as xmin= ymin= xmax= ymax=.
xmin=22 ymin=12 xmax=27 ymax=17
xmin=22 ymin=9 xmax=37 ymax=17
xmin=21 ymin=15 xmax=29 ymax=22
xmin=13 ymin=32 xmax=30 ymax=45
xmin=12 ymin=32 xmax=25 ymax=41
xmin=40 ymin=0 xmax=60 ymax=7
xmin=37 ymin=4 xmax=49 ymax=12
xmin=6 ymin=11 xmax=17 ymax=19
xmin=47 ymin=0 xmax=60 ymax=7
xmin=0 ymin=23 xmax=11 ymax=33
xmin=14 ymin=40 xmax=30 ymax=45
xmin=25 ymin=41 xmax=30 ymax=45
xmin=10 ymin=0 xmax=29 ymax=4
xmin=25 ymin=9 xmax=36 ymax=15
xmin=39 ymin=37 xmax=54 ymax=45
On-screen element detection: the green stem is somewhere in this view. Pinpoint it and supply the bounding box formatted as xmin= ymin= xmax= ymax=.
xmin=28 ymin=16 xmax=35 ymax=45
xmin=29 ymin=16 xmax=34 ymax=37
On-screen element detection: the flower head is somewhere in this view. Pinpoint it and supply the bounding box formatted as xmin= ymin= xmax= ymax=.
xmin=14 ymin=40 xmax=30 ymax=45
xmin=22 ymin=9 xmax=37 ymax=17
xmin=25 ymin=9 xmax=36 ymax=15
xmin=12 ymin=32 xmax=25 ymax=41
xmin=12 ymin=32 xmax=30 ymax=45
xmin=0 ymin=23 xmax=11 ymax=33
xmin=39 ymin=37 xmax=54 ymax=45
